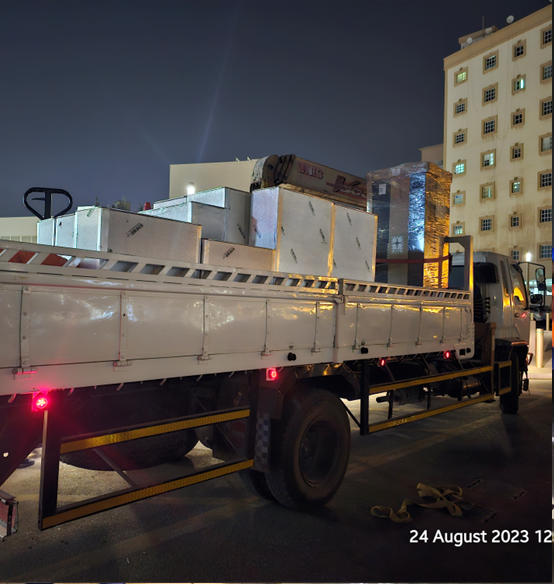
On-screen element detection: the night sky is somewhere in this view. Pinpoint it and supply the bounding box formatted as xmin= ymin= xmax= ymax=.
xmin=1 ymin=0 xmax=550 ymax=217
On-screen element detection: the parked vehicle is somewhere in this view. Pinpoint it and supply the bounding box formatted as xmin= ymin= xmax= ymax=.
xmin=0 ymin=175 xmax=534 ymax=538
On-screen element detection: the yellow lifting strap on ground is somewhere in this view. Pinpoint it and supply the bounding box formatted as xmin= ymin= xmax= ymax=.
xmin=370 ymin=483 xmax=474 ymax=523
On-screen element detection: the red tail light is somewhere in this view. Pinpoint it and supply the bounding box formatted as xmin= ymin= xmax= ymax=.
xmin=266 ymin=368 xmax=278 ymax=381
xmin=379 ymin=358 xmax=386 ymax=367
xmin=444 ymin=351 xmax=451 ymax=359
xmin=32 ymin=393 xmax=49 ymax=412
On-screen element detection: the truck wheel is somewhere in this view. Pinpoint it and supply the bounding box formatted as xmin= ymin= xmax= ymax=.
xmin=266 ymin=388 xmax=350 ymax=509
xmin=239 ymin=469 xmax=275 ymax=500
xmin=60 ymin=430 xmax=199 ymax=471
xmin=500 ymin=355 xmax=520 ymax=415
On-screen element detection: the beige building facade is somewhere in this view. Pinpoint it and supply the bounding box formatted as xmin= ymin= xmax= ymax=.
xmin=168 ymin=159 xmax=258 ymax=201
xmin=419 ymin=143 xmax=444 ymax=168
xmin=444 ymin=6 xmax=553 ymax=290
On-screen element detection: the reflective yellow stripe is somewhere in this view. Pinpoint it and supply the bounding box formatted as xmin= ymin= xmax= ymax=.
xmin=61 ymin=409 xmax=250 ymax=454
xmin=497 ymin=361 xmax=512 ymax=369
xmin=498 ymin=387 xmax=512 ymax=395
xmin=41 ymin=459 xmax=254 ymax=529
xmin=369 ymin=365 xmax=493 ymax=395
xmin=367 ymin=393 xmax=494 ymax=434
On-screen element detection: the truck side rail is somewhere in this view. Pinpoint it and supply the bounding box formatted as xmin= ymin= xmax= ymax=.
xmin=340 ymin=279 xmax=471 ymax=301
xmin=0 ymin=239 xmax=474 ymax=397
xmin=0 ymin=239 xmax=338 ymax=294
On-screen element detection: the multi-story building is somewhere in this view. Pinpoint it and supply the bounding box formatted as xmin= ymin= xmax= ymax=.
xmin=443 ymin=5 xmax=553 ymax=292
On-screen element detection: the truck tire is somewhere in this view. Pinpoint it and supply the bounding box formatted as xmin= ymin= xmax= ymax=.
xmin=500 ymin=355 xmax=520 ymax=415
xmin=239 ymin=468 xmax=275 ymax=500
xmin=60 ymin=430 xmax=199 ymax=471
xmin=266 ymin=388 xmax=350 ymax=509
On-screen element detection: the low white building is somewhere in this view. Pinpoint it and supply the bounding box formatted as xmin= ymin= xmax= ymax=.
xmin=168 ymin=159 xmax=258 ymax=200
xmin=0 ymin=216 xmax=39 ymax=243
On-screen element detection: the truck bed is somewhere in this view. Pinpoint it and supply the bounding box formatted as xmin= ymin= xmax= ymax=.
xmin=0 ymin=240 xmax=473 ymax=396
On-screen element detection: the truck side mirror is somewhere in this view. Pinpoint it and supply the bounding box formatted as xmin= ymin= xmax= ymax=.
xmin=535 ymin=267 xmax=546 ymax=291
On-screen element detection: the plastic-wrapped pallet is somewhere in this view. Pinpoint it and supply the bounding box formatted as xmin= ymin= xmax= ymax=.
xmin=367 ymin=162 xmax=450 ymax=288
xmin=151 ymin=187 xmax=250 ymax=245
xmin=71 ymin=207 xmax=201 ymax=263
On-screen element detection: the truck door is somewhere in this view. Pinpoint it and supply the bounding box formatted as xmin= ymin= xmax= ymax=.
xmin=509 ymin=262 xmax=530 ymax=341
xmin=495 ymin=257 xmax=514 ymax=338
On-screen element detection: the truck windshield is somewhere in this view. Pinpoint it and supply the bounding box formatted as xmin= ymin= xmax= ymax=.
xmin=449 ymin=262 xmax=498 ymax=290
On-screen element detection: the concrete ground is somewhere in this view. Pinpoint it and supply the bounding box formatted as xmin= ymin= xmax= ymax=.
xmin=0 ymin=378 xmax=552 ymax=584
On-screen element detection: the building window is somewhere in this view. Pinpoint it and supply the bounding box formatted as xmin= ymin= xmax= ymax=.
xmin=454 ymin=99 xmax=467 ymax=115
xmin=511 ymin=109 xmax=525 ymax=127
xmin=542 ymin=26 xmax=553 ymax=48
xmin=513 ymin=40 xmax=526 ymax=60
xmin=483 ymin=84 xmax=497 ymax=104
xmin=455 ymin=68 xmax=468 ymax=85
xmin=539 ymin=134 xmax=553 ymax=155
xmin=481 ymin=150 xmax=495 ymax=168
xmin=481 ymin=183 xmax=495 ymax=200
xmin=510 ymin=215 xmax=521 ymax=228
xmin=482 ymin=116 xmax=496 ymax=136
xmin=538 ymin=171 xmax=553 ymax=189
xmin=480 ymin=217 xmax=493 ymax=232
xmin=539 ymin=208 xmax=553 ymax=224
xmin=453 ymin=224 xmax=464 ymax=236
xmin=453 ymin=160 xmax=466 ymax=176
xmin=483 ymin=51 xmax=498 ymax=72
xmin=510 ymin=144 xmax=524 ymax=161
xmin=453 ymin=191 xmax=465 ymax=205
xmin=511 ymin=249 xmax=521 ymax=261
xmin=539 ymin=244 xmax=552 ymax=260
xmin=510 ymin=178 xmax=523 ymax=194
xmin=541 ymin=61 xmax=553 ymax=82
xmin=453 ymin=129 xmax=466 ymax=145
xmin=512 ymin=75 xmax=526 ymax=94
xmin=540 ymin=97 xmax=553 ymax=118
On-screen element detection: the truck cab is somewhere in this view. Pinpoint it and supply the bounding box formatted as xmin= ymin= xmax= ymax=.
xmin=450 ymin=251 xmax=531 ymax=342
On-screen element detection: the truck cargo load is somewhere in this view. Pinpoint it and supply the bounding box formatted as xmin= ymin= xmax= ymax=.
xmin=367 ymin=161 xmax=450 ymax=288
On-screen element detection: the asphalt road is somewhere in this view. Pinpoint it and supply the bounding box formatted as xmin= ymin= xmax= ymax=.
xmin=1 ymin=379 xmax=552 ymax=583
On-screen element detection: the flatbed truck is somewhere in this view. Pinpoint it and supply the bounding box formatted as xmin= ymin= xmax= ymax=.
xmin=0 ymin=227 xmax=533 ymax=537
